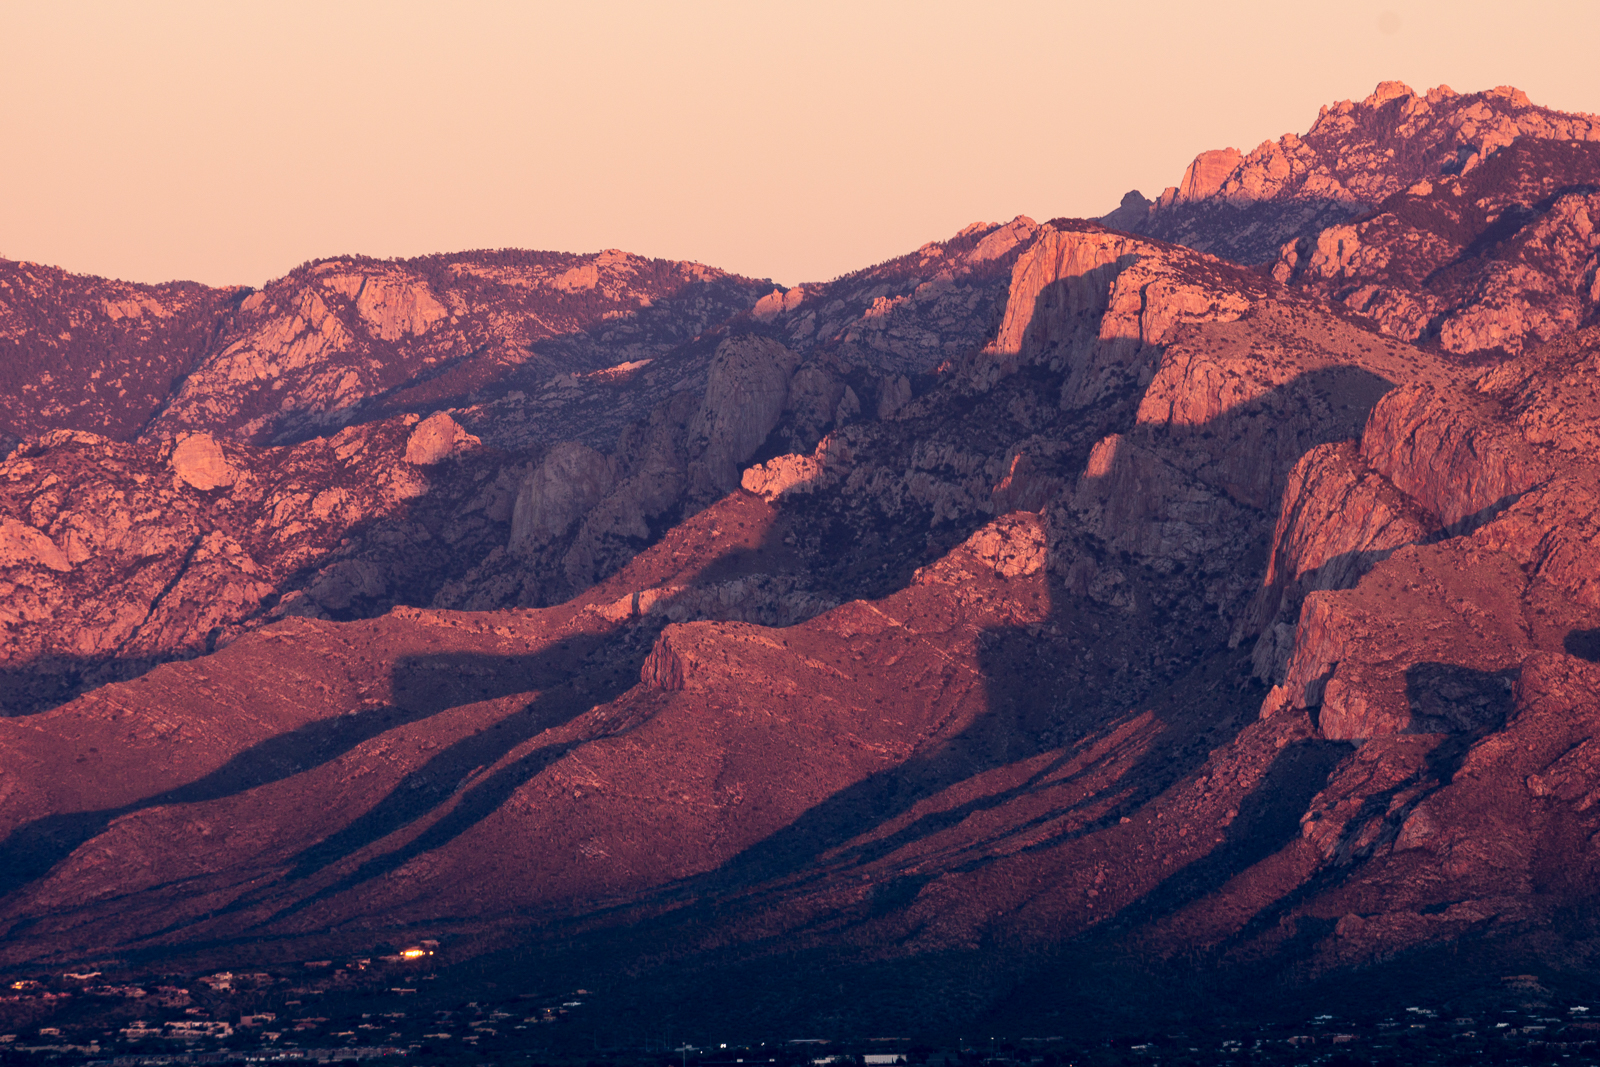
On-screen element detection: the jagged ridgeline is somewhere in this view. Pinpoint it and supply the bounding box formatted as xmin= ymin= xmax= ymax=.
xmin=1 ymin=80 xmax=1600 ymax=1038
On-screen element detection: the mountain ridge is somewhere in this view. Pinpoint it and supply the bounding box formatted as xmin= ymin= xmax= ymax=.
xmin=1104 ymin=80 xmax=1600 ymax=266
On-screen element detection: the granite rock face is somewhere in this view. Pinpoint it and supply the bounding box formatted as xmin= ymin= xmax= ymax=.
xmin=509 ymin=441 xmax=618 ymax=550
xmin=1258 ymin=327 xmax=1597 ymax=746
xmin=685 ymin=335 xmax=803 ymax=495
xmin=504 ymin=335 xmax=804 ymax=604
xmin=403 ymin=411 xmax=481 ymax=465
xmin=170 ymin=432 xmax=240 ymax=490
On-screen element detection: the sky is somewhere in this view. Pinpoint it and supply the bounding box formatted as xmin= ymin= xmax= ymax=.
xmin=1 ymin=1 xmax=1597 ymax=289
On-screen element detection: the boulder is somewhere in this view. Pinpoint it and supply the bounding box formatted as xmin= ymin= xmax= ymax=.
xmin=171 ymin=433 xmax=238 ymax=490
xmin=741 ymin=453 xmax=823 ymax=503
xmin=0 ymin=519 xmax=72 ymax=572
xmin=404 ymin=412 xmax=481 ymax=466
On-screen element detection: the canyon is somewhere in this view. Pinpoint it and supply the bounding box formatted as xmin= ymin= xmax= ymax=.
xmin=2 ymin=80 xmax=1600 ymax=1045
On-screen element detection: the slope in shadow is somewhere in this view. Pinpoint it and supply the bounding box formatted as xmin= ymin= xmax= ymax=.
xmin=1115 ymin=737 xmax=1353 ymax=928
xmin=708 ymin=356 xmax=1392 ymax=885
xmin=1162 ymin=661 xmax=1524 ymax=980
xmin=0 ymin=638 xmax=629 ymax=904
xmin=962 ymin=678 xmax=1528 ymax=1034
xmin=1405 ymin=661 xmax=1518 ymax=736
xmin=0 ymin=699 xmax=437 ymax=900
xmin=496 ymin=354 xmax=1404 ymax=1020
xmin=283 ymin=629 xmax=653 ymax=887
xmin=1566 ymin=628 xmax=1600 ymax=663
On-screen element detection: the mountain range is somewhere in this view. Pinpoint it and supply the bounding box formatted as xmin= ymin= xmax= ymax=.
xmin=2 ymin=80 xmax=1600 ymax=1049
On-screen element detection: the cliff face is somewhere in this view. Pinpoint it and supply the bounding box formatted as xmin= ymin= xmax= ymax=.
xmin=504 ymin=335 xmax=804 ymax=605
xmin=5 ymin=84 xmax=1600 ymax=1037
xmin=1265 ymin=330 xmax=1600 ymax=731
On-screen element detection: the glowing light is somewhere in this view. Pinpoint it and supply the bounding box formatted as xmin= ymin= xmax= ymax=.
xmin=400 ymin=948 xmax=427 ymax=959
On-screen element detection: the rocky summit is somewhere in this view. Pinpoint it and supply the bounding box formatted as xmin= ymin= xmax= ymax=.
xmin=3 ymin=82 xmax=1600 ymax=1053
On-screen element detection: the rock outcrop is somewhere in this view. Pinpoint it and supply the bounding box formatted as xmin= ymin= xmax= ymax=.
xmin=685 ymin=336 xmax=802 ymax=494
xmin=509 ymin=441 xmax=618 ymax=551
xmin=1273 ymin=138 xmax=1600 ymax=356
xmin=402 ymin=411 xmax=480 ymax=466
xmin=504 ymin=335 xmax=806 ymax=603
xmin=1257 ymin=331 xmax=1595 ymax=742
xmin=170 ymin=432 xmax=239 ymax=490
xmin=740 ymin=449 xmax=825 ymax=503
xmin=0 ymin=417 xmax=517 ymax=714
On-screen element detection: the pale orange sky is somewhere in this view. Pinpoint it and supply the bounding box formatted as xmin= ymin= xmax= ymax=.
xmin=2 ymin=1 xmax=1597 ymax=289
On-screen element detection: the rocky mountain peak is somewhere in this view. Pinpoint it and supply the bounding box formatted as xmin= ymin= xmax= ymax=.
xmin=1364 ymin=79 xmax=1417 ymax=107
xmin=1173 ymin=146 xmax=1243 ymax=204
xmin=1109 ymin=82 xmax=1600 ymax=264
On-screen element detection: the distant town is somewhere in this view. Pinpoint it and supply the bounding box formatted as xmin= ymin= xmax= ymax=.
xmin=3 ymin=953 xmax=1599 ymax=1066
